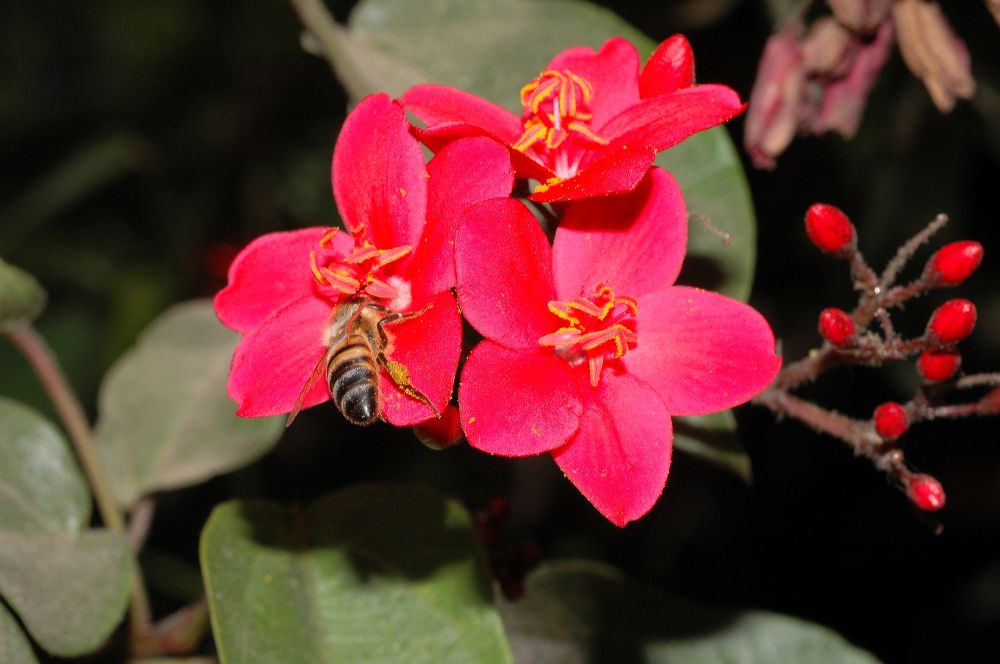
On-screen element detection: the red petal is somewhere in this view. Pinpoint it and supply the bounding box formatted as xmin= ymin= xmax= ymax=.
xmin=455 ymin=198 xmax=558 ymax=349
xmin=553 ymin=168 xmax=687 ymax=298
xmin=414 ymin=123 xmax=555 ymax=182
xmin=459 ymin=341 xmax=582 ymax=456
xmin=332 ymin=94 xmax=427 ymax=253
xmin=639 ymin=34 xmax=695 ymax=97
xmin=553 ymin=373 xmax=673 ymax=527
xmin=406 ymin=137 xmax=514 ymax=303
xmin=625 ymin=287 xmax=780 ymax=415
xmin=528 ymin=144 xmax=656 ymax=203
xmin=402 ymin=84 xmax=523 ymax=144
xmin=601 ymin=84 xmax=745 ymax=151
xmin=548 ymin=38 xmax=641 ymax=131
xmin=379 ymin=290 xmax=462 ymax=426
xmin=214 ymin=227 xmax=341 ymax=334
xmin=228 ymin=295 xmax=332 ymax=418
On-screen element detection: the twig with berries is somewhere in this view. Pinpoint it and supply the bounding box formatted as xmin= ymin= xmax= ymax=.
xmin=753 ymin=203 xmax=999 ymax=514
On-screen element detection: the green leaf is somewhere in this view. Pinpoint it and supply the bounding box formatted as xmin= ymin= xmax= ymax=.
xmin=346 ymin=0 xmax=756 ymax=299
xmin=0 ymin=398 xmax=91 ymax=533
xmin=0 ymin=259 xmax=45 ymax=330
xmin=95 ymin=300 xmax=284 ymax=507
xmin=201 ymin=485 xmax=512 ymax=664
xmin=0 ymin=600 xmax=39 ymax=664
xmin=660 ymin=132 xmax=757 ymax=301
xmin=0 ymin=529 xmax=132 ymax=657
xmin=673 ymin=411 xmax=752 ymax=484
xmin=500 ymin=560 xmax=880 ymax=664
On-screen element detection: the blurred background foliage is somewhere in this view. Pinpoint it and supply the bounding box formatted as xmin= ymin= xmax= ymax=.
xmin=1 ymin=0 xmax=998 ymax=661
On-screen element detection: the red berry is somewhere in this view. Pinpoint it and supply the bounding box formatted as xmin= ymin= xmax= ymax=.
xmin=924 ymin=241 xmax=983 ymax=287
xmin=805 ymin=203 xmax=856 ymax=257
xmin=917 ymin=350 xmax=961 ymax=382
xmin=927 ymin=299 xmax=977 ymax=345
xmin=907 ymin=474 xmax=945 ymax=511
xmin=818 ymin=308 xmax=856 ymax=347
xmin=873 ymin=402 xmax=908 ymax=440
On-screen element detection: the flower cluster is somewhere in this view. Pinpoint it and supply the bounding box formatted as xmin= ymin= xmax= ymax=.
xmin=215 ymin=36 xmax=781 ymax=525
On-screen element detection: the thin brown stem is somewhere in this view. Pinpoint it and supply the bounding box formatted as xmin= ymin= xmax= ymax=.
xmin=879 ymin=213 xmax=948 ymax=291
xmin=955 ymin=373 xmax=1000 ymax=389
xmin=4 ymin=326 xmax=124 ymax=531
xmin=3 ymin=325 xmax=153 ymax=645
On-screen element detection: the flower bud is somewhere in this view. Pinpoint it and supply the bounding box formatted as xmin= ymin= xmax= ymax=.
xmin=927 ymin=299 xmax=976 ymax=345
xmin=907 ymin=474 xmax=945 ymax=511
xmin=917 ymin=350 xmax=961 ymax=382
xmin=805 ymin=204 xmax=856 ymax=257
xmin=923 ymin=241 xmax=983 ymax=287
xmin=818 ymin=308 xmax=856 ymax=347
xmin=744 ymin=26 xmax=807 ymax=170
xmin=874 ymin=402 xmax=908 ymax=440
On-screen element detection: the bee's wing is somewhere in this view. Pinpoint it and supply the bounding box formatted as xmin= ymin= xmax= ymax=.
xmin=286 ymin=347 xmax=332 ymax=427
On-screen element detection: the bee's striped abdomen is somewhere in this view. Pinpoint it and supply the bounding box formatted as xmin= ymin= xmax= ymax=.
xmin=327 ymin=335 xmax=379 ymax=425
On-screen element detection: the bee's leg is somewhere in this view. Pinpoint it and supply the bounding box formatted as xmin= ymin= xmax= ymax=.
xmin=377 ymin=301 xmax=433 ymax=356
xmin=377 ymin=350 xmax=440 ymax=418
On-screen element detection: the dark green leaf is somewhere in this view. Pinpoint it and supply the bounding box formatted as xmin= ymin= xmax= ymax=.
xmin=500 ymin=560 xmax=880 ymax=664
xmin=0 ymin=529 xmax=132 ymax=657
xmin=346 ymin=0 xmax=756 ymax=299
xmin=201 ymin=485 xmax=512 ymax=664
xmin=673 ymin=411 xmax=752 ymax=484
xmin=0 ymin=600 xmax=39 ymax=664
xmin=0 ymin=259 xmax=45 ymax=330
xmin=0 ymin=397 xmax=90 ymax=534
xmin=95 ymin=300 xmax=284 ymax=507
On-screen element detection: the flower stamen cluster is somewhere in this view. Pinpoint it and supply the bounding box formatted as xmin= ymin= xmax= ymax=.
xmin=538 ymin=283 xmax=638 ymax=387
xmin=308 ymin=226 xmax=412 ymax=301
xmin=514 ymin=70 xmax=608 ymax=155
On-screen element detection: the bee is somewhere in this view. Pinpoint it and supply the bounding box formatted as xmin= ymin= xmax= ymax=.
xmin=287 ymin=298 xmax=437 ymax=426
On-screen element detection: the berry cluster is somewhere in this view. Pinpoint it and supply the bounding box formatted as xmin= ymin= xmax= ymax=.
xmin=756 ymin=203 xmax=998 ymax=514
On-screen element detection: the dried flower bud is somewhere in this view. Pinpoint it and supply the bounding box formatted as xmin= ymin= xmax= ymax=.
xmin=744 ymin=25 xmax=807 ymax=169
xmin=874 ymin=402 xmax=909 ymax=440
xmin=988 ymin=0 xmax=1000 ymax=27
xmin=923 ymin=241 xmax=983 ymax=287
xmin=907 ymin=474 xmax=946 ymax=511
xmin=809 ymin=21 xmax=894 ymax=138
xmin=917 ymin=350 xmax=961 ymax=382
xmin=805 ymin=203 xmax=857 ymax=256
xmin=893 ymin=0 xmax=975 ymax=112
xmin=802 ymin=17 xmax=853 ymax=76
xmin=828 ymin=0 xmax=892 ymax=32
xmin=818 ymin=308 xmax=856 ymax=347
xmin=927 ymin=298 xmax=977 ymax=344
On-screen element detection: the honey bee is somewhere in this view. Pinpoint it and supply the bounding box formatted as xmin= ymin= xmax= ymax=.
xmin=287 ymin=298 xmax=437 ymax=426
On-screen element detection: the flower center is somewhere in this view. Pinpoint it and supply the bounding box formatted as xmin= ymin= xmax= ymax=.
xmin=512 ymin=69 xmax=608 ymax=180
xmin=309 ymin=226 xmax=411 ymax=303
xmin=538 ymin=283 xmax=638 ymax=387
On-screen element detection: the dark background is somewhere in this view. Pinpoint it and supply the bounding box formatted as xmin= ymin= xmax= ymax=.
xmin=1 ymin=1 xmax=998 ymax=661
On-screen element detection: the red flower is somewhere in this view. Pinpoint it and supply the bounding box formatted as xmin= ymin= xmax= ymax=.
xmin=454 ymin=168 xmax=780 ymax=525
xmin=402 ymin=36 xmax=744 ymax=203
xmin=214 ymin=94 xmax=513 ymax=425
